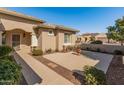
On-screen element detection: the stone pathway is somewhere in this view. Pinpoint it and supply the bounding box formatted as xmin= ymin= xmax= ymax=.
xmin=106 ymin=55 xmax=124 ymax=85
xmin=34 ymin=56 xmax=84 ymax=85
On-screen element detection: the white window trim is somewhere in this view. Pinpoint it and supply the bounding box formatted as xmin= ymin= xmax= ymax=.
xmin=64 ymin=33 xmax=71 ymax=43
xmin=63 ymin=43 xmax=72 ymax=46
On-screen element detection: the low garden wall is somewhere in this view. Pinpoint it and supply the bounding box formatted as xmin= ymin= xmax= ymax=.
xmin=81 ymin=43 xmax=124 ymax=54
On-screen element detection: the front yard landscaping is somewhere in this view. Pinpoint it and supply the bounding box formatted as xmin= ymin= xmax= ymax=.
xmin=32 ymin=49 xmax=113 ymax=85
xmin=0 ymin=46 xmax=22 ymax=85
xmin=106 ymin=55 xmax=124 ymax=84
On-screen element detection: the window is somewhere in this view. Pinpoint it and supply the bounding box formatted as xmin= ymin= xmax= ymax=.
xmin=64 ymin=33 xmax=71 ymax=43
xmin=48 ymin=30 xmax=54 ymax=36
xmin=2 ymin=32 xmax=6 ymax=45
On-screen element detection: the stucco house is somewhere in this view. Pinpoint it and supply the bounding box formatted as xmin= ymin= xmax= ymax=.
xmin=79 ymin=33 xmax=108 ymax=43
xmin=0 ymin=8 xmax=79 ymax=52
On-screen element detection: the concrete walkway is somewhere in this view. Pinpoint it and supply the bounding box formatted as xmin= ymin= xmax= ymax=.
xmin=34 ymin=56 xmax=83 ymax=84
xmin=43 ymin=51 xmax=113 ymax=73
xmin=13 ymin=50 xmax=73 ymax=85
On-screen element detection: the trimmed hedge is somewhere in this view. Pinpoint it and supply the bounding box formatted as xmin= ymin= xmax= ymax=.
xmin=90 ymin=40 xmax=103 ymax=44
xmin=0 ymin=46 xmax=12 ymax=57
xmin=32 ymin=49 xmax=43 ymax=56
xmin=84 ymin=66 xmax=106 ymax=85
xmin=114 ymin=50 xmax=122 ymax=55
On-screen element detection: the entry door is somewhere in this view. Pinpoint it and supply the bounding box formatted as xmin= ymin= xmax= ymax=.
xmin=12 ymin=34 xmax=20 ymax=49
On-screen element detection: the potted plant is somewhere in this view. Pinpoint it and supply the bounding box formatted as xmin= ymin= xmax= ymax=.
xmin=63 ymin=45 xmax=67 ymax=53
xmin=76 ymin=46 xmax=81 ymax=55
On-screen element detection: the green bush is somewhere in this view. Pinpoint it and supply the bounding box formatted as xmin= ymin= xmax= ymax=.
xmin=90 ymin=40 xmax=103 ymax=44
xmin=32 ymin=49 xmax=43 ymax=56
xmin=0 ymin=59 xmax=21 ymax=85
xmin=0 ymin=56 xmax=13 ymax=61
xmin=114 ymin=50 xmax=122 ymax=55
xmin=83 ymin=66 xmax=106 ymax=85
xmin=0 ymin=46 xmax=12 ymax=57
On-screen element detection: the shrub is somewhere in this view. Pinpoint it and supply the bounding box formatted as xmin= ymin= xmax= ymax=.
xmin=0 ymin=56 xmax=13 ymax=61
xmin=0 ymin=46 xmax=12 ymax=57
xmin=46 ymin=48 xmax=52 ymax=53
xmin=55 ymin=49 xmax=59 ymax=52
xmin=32 ymin=49 xmax=43 ymax=56
xmin=0 ymin=59 xmax=21 ymax=85
xmin=86 ymin=47 xmax=91 ymax=51
xmin=90 ymin=40 xmax=103 ymax=44
xmin=83 ymin=66 xmax=106 ymax=85
xmin=114 ymin=50 xmax=122 ymax=55
xmin=67 ymin=46 xmax=74 ymax=51
xmin=86 ymin=47 xmax=89 ymax=50
xmin=96 ymin=48 xmax=101 ymax=52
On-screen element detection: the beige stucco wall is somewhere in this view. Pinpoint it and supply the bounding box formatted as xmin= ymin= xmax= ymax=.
xmin=71 ymin=34 xmax=76 ymax=44
xmin=0 ymin=12 xmax=78 ymax=52
xmin=57 ymin=30 xmax=76 ymax=51
xmin=0 ymin=13 xmax=41 ymax=48
xmin=0 ymin=13 xmax=41 ymax=25
xmin=81 ymin=43 xmax=124 ymax=54
xmin=57 ymin=31 xmax=64 ymax=51
xmin=40 ymin=30 xmax=56 ymax=52
xmin=0 ymin=31 xmax=2 ymax=45
xmin=38 ymin=29 xmax=77 ymax=52
xmin=6 ymin=29 xmax=31 ymax=48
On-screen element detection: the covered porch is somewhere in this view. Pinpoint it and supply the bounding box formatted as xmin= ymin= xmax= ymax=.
xmin=0 ymin=18 xmax=38 ymax=51
xmin=5 ymin=29 xmax=32 ymax=50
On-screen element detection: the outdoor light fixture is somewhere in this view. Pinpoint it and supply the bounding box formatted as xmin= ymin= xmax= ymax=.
xmin=23 ymin=33 xmax=26 ymax=37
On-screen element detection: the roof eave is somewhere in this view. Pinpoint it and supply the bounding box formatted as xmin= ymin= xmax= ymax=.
xmin=0 ymin=9 xmax=45 ymax=23
xmin=56 ymin=27 xmax=80 ymax=33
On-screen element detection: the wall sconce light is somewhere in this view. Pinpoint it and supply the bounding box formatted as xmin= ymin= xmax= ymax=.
xmin=23 ymin=33 xmax=26 ymax=37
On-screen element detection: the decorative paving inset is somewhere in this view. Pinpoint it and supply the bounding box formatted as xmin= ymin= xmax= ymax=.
xmin=34 ymin=56 xmax=84 ymax=85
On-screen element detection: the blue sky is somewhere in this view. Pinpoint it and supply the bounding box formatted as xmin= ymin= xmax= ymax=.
xmin=7 ymin=7 xmax=124 ymax=34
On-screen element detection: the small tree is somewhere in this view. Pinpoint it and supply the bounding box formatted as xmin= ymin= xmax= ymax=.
xmin=106 ymin=17 xmax=124 ymax=46
xmin=106 ymin=26 xmax=116 ymax=43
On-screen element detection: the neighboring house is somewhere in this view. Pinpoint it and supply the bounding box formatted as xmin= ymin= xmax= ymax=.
xmin=95 ymin=33 xmax=108 ymax=43
xmin=80 ymin=33 xmax=108 ymax=43
xmin=0 ymin=8 xmax=79 ymax=52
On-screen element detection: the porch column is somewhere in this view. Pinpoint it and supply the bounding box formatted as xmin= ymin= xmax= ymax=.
xmin=0 ymin=31 xmax=2 ymax=45
xmin=31 ymin=33 xmax=38 ymax=48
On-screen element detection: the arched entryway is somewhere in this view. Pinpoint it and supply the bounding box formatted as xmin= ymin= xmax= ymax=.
xmin=5 ymin=29 xmax=31 ymax=50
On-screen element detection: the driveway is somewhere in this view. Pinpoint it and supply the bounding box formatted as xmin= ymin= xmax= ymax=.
xmin=43 ymin=50 xmax=113 ymax=73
